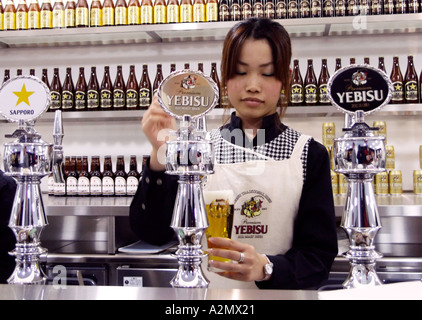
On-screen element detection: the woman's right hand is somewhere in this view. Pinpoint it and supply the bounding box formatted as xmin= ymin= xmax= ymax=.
xmin=141 ymin=94 xmax=177 ymax=171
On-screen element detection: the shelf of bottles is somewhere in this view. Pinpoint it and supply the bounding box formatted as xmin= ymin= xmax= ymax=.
xmin=0 ymin=0 xmax=422 ymax=48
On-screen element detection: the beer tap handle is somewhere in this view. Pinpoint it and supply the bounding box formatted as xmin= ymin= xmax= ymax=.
xmin=52 ymin=110 xmax=65 ymax=184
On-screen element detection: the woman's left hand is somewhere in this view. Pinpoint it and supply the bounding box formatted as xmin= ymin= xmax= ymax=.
xmin=207 ymin=237 xmax=269 ymax=282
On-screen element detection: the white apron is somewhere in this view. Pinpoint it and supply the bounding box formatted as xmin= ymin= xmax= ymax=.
xmin=202 ymin=132 xmax=311 ymax=289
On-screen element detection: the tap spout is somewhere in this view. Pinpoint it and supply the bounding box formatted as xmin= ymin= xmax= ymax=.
xmin=52 ymin=110 xmax=64 ymax=184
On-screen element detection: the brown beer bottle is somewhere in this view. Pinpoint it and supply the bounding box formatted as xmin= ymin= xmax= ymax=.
xmin=64 ymin=0 xmax=76 ymax=27
xmin=219 ymin=0 xmax=230 ymax=21
xmin=170 ymin=63 xmax=176 ymax=73
xmin=154 ymin=0 xmax=167 ymax=23
xmin=264 ymin=0 xmax=275 ymax=18
xmin=127 ymin=155 xmax=140 ymax=196
xmin=390 ymin=56 xmax=404 ymax=104
xmin=287 ymin=0 xmax=298 ymax=18
xmin=66 ymin=157 xmax=79 ymax=196
xmin=408 ymin=0 xmax=419 ymax=12
xmin=206 ymin=0 xmax=218 ymax=21
xmin=139 ymin=64 xmax=152 ymax=110
xmin=16 ymin=0 xmax=28 ymax=30
xmin=75 ymin=67 xmax=87 ymax=111
xmin=89 ymin=156 xmax=102 ymax=197
xmin=290 ymin=59 xmax=303 ymax=107
xmin=17 ymin=69 xmax=22 ymax=76
xmin=52 ymin=0 xmax=65 ymax=28
xmin=30 ymin=69 xmax=35 ymax=76
xmin=210 ymin=62 xmax=221 ymax=108
xmin=140 ymin=0 xmax=153 ymax=24
xmin=299 ymin=0 xmax=310 ymax=18
xmin=404 ymin=55 xmax=419 ymax=104
xmin=242 ymin=0 xmax=253 ymax=19
xmin=4 ymin=0 xmax=16 ymax=30
xmin=62 ymin=67 xmax=75 ymax=112
xmin=76 ymin=0 xmax=88 ymax=27
xmin=318 ymin=58 xmax=330 ymax=106
xmin=113 ymin=65 xmax=126 ymax=110
xmin=167 ymin=0 xmax=179 ymax=23
xmin=395 ymin=0 xmax=407 ymax=14
xmin=87 ymin=66 xmax=100 ymax=111
xmin=41 ymin=68 xmax=50 ymax=89
xmin=323 ymin=0 xmax=334 ymax=16
xmin=198 ymin=62 xmax=204 ymax=72
xmin=311 ymin=0 xmax=321 ymax=17
xmin=335 ymin=57 xmax=342 ymax=71
xmin=378 ymin=56 xmax=386 ymax=73
xmin=102 ymin=155 xmax=115 ymax=197
xmin=115 ymin=155 xmax=127 ymax=196
xmin=304 ymin=59 xmax=317 ymax=106
xmin=115 ymin=0 xmax=128 ymax=25
xmin=180 ymin=0 xmax=192 ymax=22
xmin=90 ymin=0 xmax=102 ymax=27
xmin=126 ymin=65 xmax=139 ymax=110
xmin=253 ymin=0 xmax=264 ymax=17
xmin=153 ymin=64 xmax=163 ymax=95
xmin=103 ymin=0 xmax=115 ymax=25
xmin=77 ymin=156 xmax=90 ymax=196
xmin=101 ymin=66 xmax=113 ymax=110
xmin=230 ymin=0 xmax=241 ymax=20
xmin=128 ymin=0 xmax=140 ymax=24
xmin=40 ymin=0 xmax=53 ymax=28
xmin=49 ymin=67 xmax=62 ymax=112
xmin=3 ymin=69 xmax=10 ymax=83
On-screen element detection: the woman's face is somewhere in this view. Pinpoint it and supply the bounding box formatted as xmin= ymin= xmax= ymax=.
xmin=227 ymin=38 xmax=283 ymax=128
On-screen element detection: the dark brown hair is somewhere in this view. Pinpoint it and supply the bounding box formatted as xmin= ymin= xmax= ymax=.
xmin=220 ymin=18 xmax=292 ymax=119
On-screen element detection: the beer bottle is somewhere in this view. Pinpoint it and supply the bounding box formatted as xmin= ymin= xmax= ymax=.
xmin=153 ymin=63 xmax=163 ymax=95
xmin=311 ymin=0 xmax=321 ymax=17
xmin=52 ymin=0 xmax=65 ymax=28
xmin=242 ymin=0 xmax=253 ymax=19
xmin=90 ymin=0 xmax=102 ymax=27
xmin=219 ymin=0 xmax=230 ymax=21
xmin=206 ymin=0 xmax=218 ymax=21
xmin=395 ymin=0 xmax=407 ymax=14
xmin=102 ymin=155 xmax=115 ymax=197
xmin=128 ymin=0 xmax=140 ymax=24
xmin=210 ymin=62 xmax=221 ymax=108
xmin=75 ymin=67 xmax=87 ymax=111
xmin=16 ymin=0 xmax=28 ymax=30
xmin=139 ymin=64 xmax=152 ymax=110
xmin=115 ymin=155 xmax=127 ymax=196
xmin=78 ymin=156 xmax=90 ymax=196
xmin=360 ymin=0 xmax=370 ymax=15
xmin=378 ymin=56 xmax=386 ymax=73
xmin=17 ymin=69 xmax=22 ymax=76
xmin=4 ymin=0 xmax=16 ymax=31
xmin=383 ymin=0 xmax=394 ymax=14
xmin=335 ymin=57 xmax=342 ymax=71
xmin=113 ymin=65 xmax=126 ymax=110
xmin=116 ymin=0 xmax=128 ymax=25
xmin=89 ymin=156 xmax=102 ymax=197
xmin=87 ymin=66 xmax=100 ymax=111
xmin=264 ymin=0 xmax=275 ymax=18
xmin=3 ymin=69 xmax=10 ymax=83
xmin=101 ymin=66 xmax=113 ymax=110
xmin=390 ymin=56 xmax=404 ymax=104
xmin=76 ymin=0 xmax=88 ymax=27
xmin=275 ymin=0 xmax=287 ymax=18
xmin=126 ymin=65 xmax=139 ymax=110
xmin=167 ymin=0 xmax=179 ymax=23
xmin=287 ymin=0 xmax=299 ymax=18
xmin=197 ymin=62 xmax=204 ymax=72
xmin=140 ymin=0 xmax=153 ymax=24
xmin=318 ymin=59 xmax=330 ymax=106
xmin=364 ymin=56 xmax=370 ymax=65
xmin=184 ymin=62 xmax=190 ymax=69
xmin=62 ymin=67 xmax=75 ymax=112
xmin=170 ymin=63 xmax=176 ymax=73
xmin=154 ymin=0 xmax=166 ymax=23
xmin=408 ymin=0 xmax=419 ymax=13
xmin=290 ymin=59 xmax=303 ymax=106
xmin=40 ymin=0 xmax=53 ymax=28
xmin=66 ymin=157 xmax=79 ymax=197
xmin=404 ymin=55 xmax=419 ymax=104
xmin=126 ymin=155 xmax=140 ymax=196
xmin=253 ymin=0 xmax=264 ymax=17
xmin=229 ymin=0 xmax=240 ymax=20
xmin=304 ymin=59 xmax=317 ymax=106
xmin=322 ymin=0 xmax=334 ymax=16
xmin=64 ymin=0 xmax=76 ymax=27
xmin=103 ymin=0 xmax=115 ymax=26
xmin=41 ymin=68 xmax=50 ymax=89
xmin=180 ymin=0 xmax=192 ymax=22
xmin=346 ymin=0 xmax=358 ymax=15
xmin=193 ymin=0 xmax=206 ymax=22
xmin=299 ymin=0 xmax=310 ymax=18
xmin=334 ymin=0 xmax=345 ymax=16
xmin=30 ymin=69 xmax=36 ymax=76
xmin=371 ymin=0 xmax=382 ymax=14
xmin=350 ymin=57 xmax=355 ymax=65
xmin=0 ymin=0 xmax=3 ymax=31
xmin=50 ymin=67 xmax=62 ymax=112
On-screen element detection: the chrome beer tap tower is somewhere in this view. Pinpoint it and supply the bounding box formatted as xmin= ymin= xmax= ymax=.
xmin=157 ymin=70 xmax=219 ymax=288
xmin=0 ymin=75 xmax=64 ymax=285
xmin=328 ymin=65 xmax=393 ymax=289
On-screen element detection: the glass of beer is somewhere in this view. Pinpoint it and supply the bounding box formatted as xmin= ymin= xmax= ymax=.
xmin=203 ymin=190 xmax=234 ymax=271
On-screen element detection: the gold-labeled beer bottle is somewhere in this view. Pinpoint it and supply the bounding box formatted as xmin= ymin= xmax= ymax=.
xmin=318 ymin=58 xmax=330 ymax=106
xmin=0 ymin=0 xmax=3 ymax=31
xmin=219 ymin=0 xmax=230 ymax=21
xmin=113 ymin=65 xmax=126 ymax=110
xmin=253 ymin=0 xmax=264 ymax=17
xmin=242 ymin=0 xmax=253 ymax=19
xmin=390 ymin=56 xmax=404 ymax=104
xmin=140 ymin=0 xmax=153 ymax=23
xmin=52 ymin=0 xmax=65 ymax=28
xmin=4 ymin=0 xmax=16 ymax=30
xmin=16 ymin=0 xmax=28 ymax=30
xmin=66 ymin=157 xmax=79 ymax=196
xmin=77 ymin=156 xmax=90 ymax=196
xmin=230 ymin=0 xmax=241 ymax=20
xmin=103 ymin=0 xmax=115 ymax=25
xmin=154 ymin=0 xmax=167 ymax=23
xmin=206 ymin=0 xmax=218 ymax=21
xmin=126 ymin=65 xmax=139 ymax=110
xmin=304 ymin=59 xmax=317 ymax=106
xmin=102 ymin=155 xmax=115 ymax=196
xmin=193 ymin=0 xmax=206 ymax=22
xmin=62 ymin=67 xmax=75 ymax=112
xmin=115 ymin=0 xmax=128 ymax=25
xmin=290 ymin=59 xmax=303 ymax=106
xmin=89 ymin=156 xmax=102 ymax=196
xmin=404 ymin=55 xmax=419 ymax=104
xmin=100 ymin=66 xmax=113 ymax=110
xmin=76 ymin=0 xmax=88 ymax=27
xmin=180 ymin=0 xmax=192 ymax=22
xmin=75 ymin=67 xmax=87 ymax=111
xmin=153 ymin=64 xmax=163 ymax=95
xmin=90 ymin=0 xmax=102 ymax=27
xmin=264 ymin=0 xmax=275 ymax=18
xmin=127 ymin=155 xmax=140 ymax=196
xmin=210 ymin=62 xmax=221 ymax=108
xmin=139 ymin=64 xmax=152 ymax=110
xmin=49 ymin=67 xmax=62 ymax=112
xmin=167 ymin=0 xmax=179 ymax=23
xmin=87 ymin=66 xmax=100 ymax=111
xmin=64 ymin=0 xmax=76 ymax=27
xmin=41 ymin=68 xmax=50 ymax=89
xmin=40 ymin=0 xmax=53 ymax=28
xmin=128 ymin=0 xmax=140 ymax=24
xmin=378 ymin=56 xmax=386 ymax=73
xmin=115 ymin=155 xmax=127 ymax=196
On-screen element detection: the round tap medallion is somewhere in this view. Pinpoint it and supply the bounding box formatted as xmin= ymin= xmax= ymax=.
xmin=0 ymin=76 xmax=51 ymax=123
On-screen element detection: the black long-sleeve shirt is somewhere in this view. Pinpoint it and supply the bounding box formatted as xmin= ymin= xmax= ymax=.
xmin=130 ymin=112 xmax=338 ymax=289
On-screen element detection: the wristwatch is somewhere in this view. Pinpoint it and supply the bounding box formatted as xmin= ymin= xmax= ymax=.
xmin=257 ymin=254 xmax=273 ymax=282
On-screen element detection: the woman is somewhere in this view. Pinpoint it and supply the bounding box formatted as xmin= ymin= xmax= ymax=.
xmin=130 ymin=18 xmax=338 ymax=289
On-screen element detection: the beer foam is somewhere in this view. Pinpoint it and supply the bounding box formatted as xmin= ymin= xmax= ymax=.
xmin=203 ymin=190 xmax=234 ymax=205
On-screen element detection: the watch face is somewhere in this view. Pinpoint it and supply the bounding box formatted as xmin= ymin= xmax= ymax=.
xmin=265 ymin=263 xmax=273 ymax=275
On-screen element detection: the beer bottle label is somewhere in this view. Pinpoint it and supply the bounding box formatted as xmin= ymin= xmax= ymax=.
xmin=405 ymin=80 xmax=418 ymax=102
xmin=193 ymin=3 xmax=205 ymax=22
xmin=206 ymin=3 xmax=218 ymax=21
xmin=66 ymin=176 xmax=78 ymax=195
xmin=319 ymin=84 xmax=330 ymax=104
xmin=65 ymin=8 xmax=75 ymax=27
xmin=103 ymin=7 xmax=114 ymax=25
xmin=126 ymin=89 xmax=138 ymax=108
xmin=140 ymin=6 xmax=153 ymax=23
xmin=50 ymin=91 xmax=61 ymax=109
xmin=305 ymin=84 xmax=317 ymax=104
xmin=54 ymin=181 xmax=66 ymax=195
xmin=116 ymin=7 xmax=128 ymax=25
xmin=127 ymin=176 xmax=139 ymax=195
xmin=78 ymin=176 xmax=90 ymax=195
xmin=53 ymin=9 xmax=65 ymax=28
xmin=154 ymin=5 xmax=166 ymax=23
xmin=100 ymin=89 xmax=112 ymax=108
xmin=113 ymin=89 xmax=125 ymax=108
xmin=90 ymin=176 xmax=102 ymax=195
xmin=290 ymin=84 xmax=303 ymax=103
xmin=76 ymin=7 xmax=88 ymax=25
xmin=62 ymin=90 xmax=74 ymax=109
xmin=28 ymin=11 xmax=40 ymax=29
xmin=219 ymin=3 xmax=229 ymax=20
xmin=87 ymin=90 xmax=99 ymax=109
xmin=139 ymin=88 xmax=151 ymax=107
xmin=102 ymin=176 xmax=115 ymax=195
xmin=16 ymin=12 xmax=28 ymax=29
xmin=180 ymin=4 xmax=192 ymax=22
xmin=391 ymin=81 xmax=403 ymax=102
xmin=4 ymin=12 xmax=16 ymax=30
xmin=167 ymin=4 xmax=179 ymax=23
xmin=75 ymin=91 xmax=86 ymax=110
xmin=128 ymin=6 xmax=140 ymax=24
xmin=115 ymin=177 xmax=127 ymax=195
xmin=41 ymin=10 xmax=52 ymax=28
xmin=90 ymin=8 xmax=102 ymax=26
